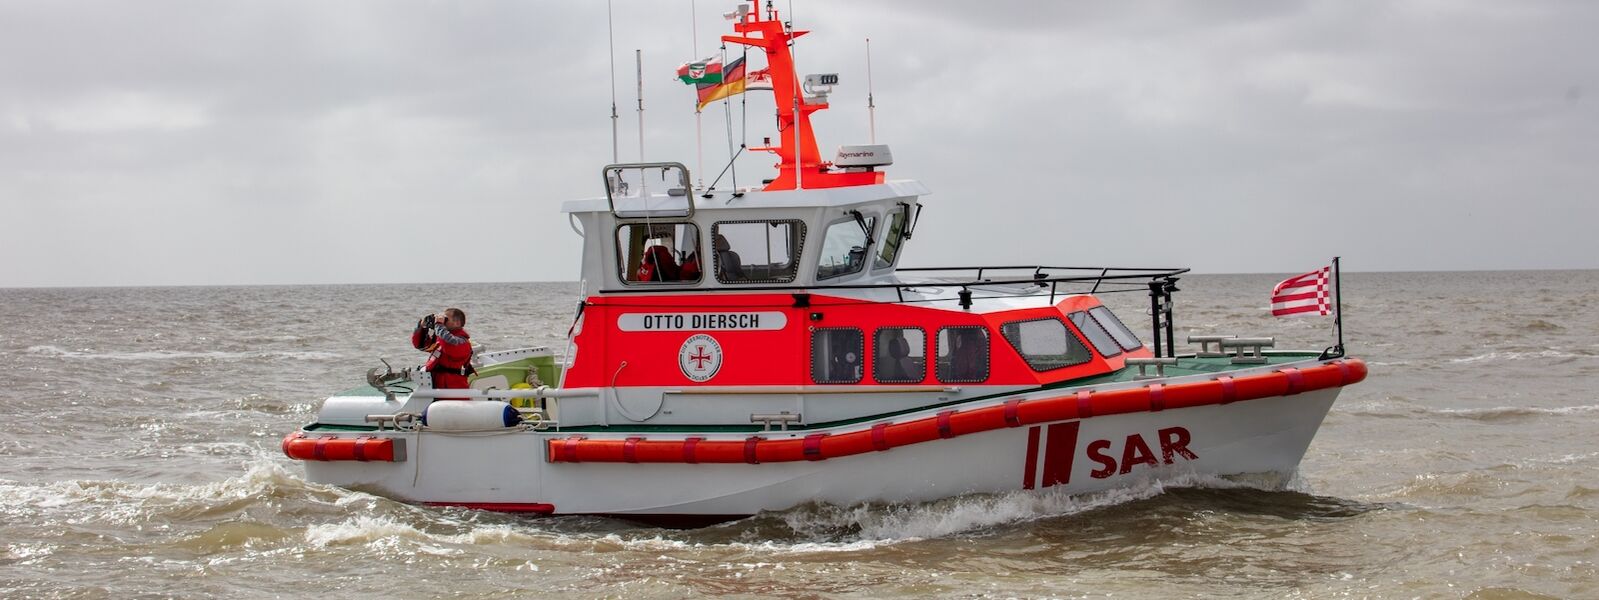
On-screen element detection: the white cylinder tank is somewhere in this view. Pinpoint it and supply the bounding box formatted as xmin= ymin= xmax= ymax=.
xmin=423 ymin=400 xmax=522 ymax=431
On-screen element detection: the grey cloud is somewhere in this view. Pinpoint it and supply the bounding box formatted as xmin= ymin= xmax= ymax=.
xmin=1 ymin=0 xmax=1596 ymax=287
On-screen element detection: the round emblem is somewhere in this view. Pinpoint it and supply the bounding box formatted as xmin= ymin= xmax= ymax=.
xmin=678 ymin=334 xmax=723 ymax=382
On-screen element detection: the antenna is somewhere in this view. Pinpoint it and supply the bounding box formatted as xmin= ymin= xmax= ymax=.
xmin=692 ymin=0 xmax=704 ymax=190
xmin=866 ymin=37 xmax=876 ymax=144
xmin=787 ymin=0 xmax=802 ymax=190
xmin=635 ymin=49 xmax=644 ymax=162
xmin=607 ymin=0 xmax=619 ymax=162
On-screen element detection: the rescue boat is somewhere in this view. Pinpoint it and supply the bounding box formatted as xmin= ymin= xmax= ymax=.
xmin=285 ymin=3 xmax=1367 ymax=521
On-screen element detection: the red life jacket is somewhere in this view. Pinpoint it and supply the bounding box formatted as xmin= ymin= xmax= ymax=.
xmin=425 ymin=328 xmax=473 ymax=375
xmin=636 ymin=246 xmax=680 ymax=282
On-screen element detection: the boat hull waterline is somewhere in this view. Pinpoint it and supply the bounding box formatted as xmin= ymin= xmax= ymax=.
xmin=290 ymin=358 xmax=1363 ymax=517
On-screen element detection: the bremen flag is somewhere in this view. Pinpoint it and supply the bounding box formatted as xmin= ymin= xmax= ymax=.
xmin=696 ymin=56 xmax=749 ymax=109
xmin=677 ymin=57 xmax=723 ymax=84
xmin=1270 ymin=266 xmax=1332 ymax=317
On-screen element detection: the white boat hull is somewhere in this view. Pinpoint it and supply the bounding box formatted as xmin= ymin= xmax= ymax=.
xmin=303 ymin=387 xmax=1339 ymax=517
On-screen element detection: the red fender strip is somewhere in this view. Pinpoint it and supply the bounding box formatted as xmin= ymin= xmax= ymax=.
xmin=871 ymin=423 xmax=890 ymax=451
xmin=542 ymin=359 xmax=1368 ymax=464
xmin=683 ymin=437 xmax=702 ymax=463
xmin=562 ymin=436 xmax=584 ymax=463
xmin=282 ymin=432 xmax=398 ymax=462
xmin=1280 ymin=367 xmax=1303 ymax=396
xmin=744 ymin=437 xmax=762 ymax=464
xmin=426 ymin=502 xmax=555 ymax=514
xmin=1003 ymin=399 xmax=1023 ymax=427
xmin=623 ymin=437 xmax=642 ymax=463
xmin=803 ymin=434 xmax=826 ymax=460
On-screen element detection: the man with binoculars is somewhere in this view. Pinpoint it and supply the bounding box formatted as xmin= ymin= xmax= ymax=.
xmin=411 ymin=307 xmax=473 ymax=396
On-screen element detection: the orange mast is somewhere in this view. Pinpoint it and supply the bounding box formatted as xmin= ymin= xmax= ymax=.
xmin=722 ymin=1 xmax=884 ymax=191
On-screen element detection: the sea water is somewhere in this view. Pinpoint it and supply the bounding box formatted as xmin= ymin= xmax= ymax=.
xmin=1 ymin=272 xmax=1595 ymax=598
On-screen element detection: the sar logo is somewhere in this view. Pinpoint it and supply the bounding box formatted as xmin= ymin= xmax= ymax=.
xmin=678 ymin=334 xmax=723 ymax=382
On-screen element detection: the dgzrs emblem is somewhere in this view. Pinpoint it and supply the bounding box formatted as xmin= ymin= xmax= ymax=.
xmin=678 ymin=334 xmax=723 ymax=382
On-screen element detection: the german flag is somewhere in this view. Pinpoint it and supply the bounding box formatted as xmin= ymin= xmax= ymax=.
xmin=696 ymin=56 xmax=748 ymax=110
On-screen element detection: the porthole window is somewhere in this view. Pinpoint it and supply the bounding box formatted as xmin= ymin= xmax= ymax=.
xmin=999 ymin=318 xmax=1093 ymax=372
xmin=936 ymin=326 xmax=990 ymax=383
xmin=874 ymin=327 xmax=926 ymax=383
xmin=1067 ymin=311 xmax=1123 ymax=358
xmin=712 ymin=220 xmax=805 ymax=284
xmin=1089 ymin=306 xmax=1144 ymax=351
xmin=616 ymin=223 xmax=701 ymax=284
xmin=811 ymin=328 xmax=864 ymax=384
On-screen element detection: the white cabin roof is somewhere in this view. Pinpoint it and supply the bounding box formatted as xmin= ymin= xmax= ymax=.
xmin=560 ymin=180 xmax=930 ymax=215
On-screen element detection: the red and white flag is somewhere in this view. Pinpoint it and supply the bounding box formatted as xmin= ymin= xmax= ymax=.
xmin=1271 ymin=266 xmax=1332 ymax=317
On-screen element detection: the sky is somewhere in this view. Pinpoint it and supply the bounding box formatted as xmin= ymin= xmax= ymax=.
xmin=1 ymin=0 xmax=1596 ymax=287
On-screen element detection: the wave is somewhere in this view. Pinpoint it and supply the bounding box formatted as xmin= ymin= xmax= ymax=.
xmin=1449 ymin=349 xmax=1592 ymax=364
xmin=1433 ymin=405 xmax=1599 ymax=420
xmin=0 ymin=460 xmax=339 ymax=526
xmin=22 ymin=345 xmax=340 ymax=361
xmin=1340 ymin=401 xmax=1599 ymax=421
xmin=298 ymin=472 xmax=1318 ymax=556
xmin=762 ymin=471 xmax=1304 ymax=546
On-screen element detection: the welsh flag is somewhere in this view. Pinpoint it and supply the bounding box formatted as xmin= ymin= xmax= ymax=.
xmin=1270 ymin=266 xmax=1332 ymax=317
xmin=677 ymin=57 xmax=723 ymax=84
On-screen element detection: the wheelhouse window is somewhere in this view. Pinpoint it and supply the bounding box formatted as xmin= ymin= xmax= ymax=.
xmin=999 ymin=318 xmax=1093 ymax=372
xmin=936 ymin=326 xmax=989 ymax=383
xmin=712 ymin=220 xmax=805 ymax=284
xmin=1089 ymin=306 xmax=1144 ymax=351
xmin=874 ymin=327 xmax=926 ymax=383
xmin=875 ymin=205 xmax=909 ymax=270
xmin=1067 ymin=311 xmax=1123 ymax=358
xmin=817 ymin=214 xmax=875 ymax=280
xmin=811 ymin=328 xmax=864 ymax=384
xmin=616 ymin=223 xmax=701 ymax=284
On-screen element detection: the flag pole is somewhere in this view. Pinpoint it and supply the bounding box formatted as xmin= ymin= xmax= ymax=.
xmin=1331 ymin=256 xmax=1345 ymax=358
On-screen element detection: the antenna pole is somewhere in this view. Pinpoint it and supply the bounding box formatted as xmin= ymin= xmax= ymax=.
xmin=866 ymin=37 xmax=876 ymax=144
xmin=692 ymin=0 xmax=704 ymax=190
xmin=607 ymin=0 xmax=619 ymax=162
xmin=635 ymin=49 xmax=645 ymax=162
xmin=787 ymin=5 xmax=802 ymax=190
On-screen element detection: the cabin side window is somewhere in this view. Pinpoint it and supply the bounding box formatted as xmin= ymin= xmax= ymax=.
xmin=616 ymin=223 xmax=702 ymax=284
xmin=811 ymin=328 xmax=864 ymax=384
xmin=936 ymin=326 xmax=990 ymax=383
xmin=1067 ymin=311 xmax=1123 ymax=358
xmin=711 ymin=220 xmax=805 ymax=284
xmin=817 ymin=214 xmax=876 ymax=280
xmin=873 ymin=327 xmax=926 ymax=383
xmin=874 ymin=205 xmax=909 ymax=270
xmin=999 ymin=318 xmax=1093 ymax=372
xmin=1089 ymin=306 xmax=1145 ymax=351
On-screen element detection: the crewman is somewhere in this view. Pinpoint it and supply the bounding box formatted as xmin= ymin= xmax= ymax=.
xmin=412 ymin=307 xmax=474 ymax=398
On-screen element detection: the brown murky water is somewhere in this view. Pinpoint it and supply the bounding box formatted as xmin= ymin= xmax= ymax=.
xmin=3 ymin=272 xmax=1595 ymax=598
